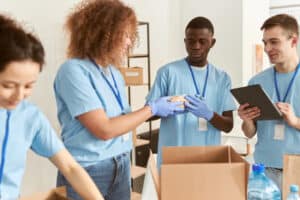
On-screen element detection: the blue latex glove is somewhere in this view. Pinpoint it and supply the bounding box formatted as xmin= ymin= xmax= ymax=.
xmin=147 ymin=97 xmax=184 ymax=117
xmin=184 ymin=95 xmax=214 ymax=120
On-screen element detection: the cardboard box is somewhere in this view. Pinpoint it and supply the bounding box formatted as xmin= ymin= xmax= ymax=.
xmin=283 ymin=154 xmax=300 ymax=199
xmin=20 ymin=186 xmax=69 ymax=200
xmin=119 ymin=67 xmax=143 ymax=85
xmin=146 ymin=146 xmax=249 ymax=200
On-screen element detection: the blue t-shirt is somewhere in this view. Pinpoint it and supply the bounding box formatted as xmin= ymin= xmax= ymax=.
xmin=249 ymin=66 xmax=300 ymax=168
xmin=0 ymin=101 xmax=64 ymax=199
xmin=54 ymin=59 xmax=132 ymax=167
xmin=146 ymin=58 xmax=236 ymax=167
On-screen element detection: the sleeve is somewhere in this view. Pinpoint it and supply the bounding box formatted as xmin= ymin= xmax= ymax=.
xmin=31 ymin=111 xmax=65 ymax=158
xmin=54 ymin=61 xmax=104 ymax=118
xmin=248 ymin=77 xmax=256 ymax=86
xmin=221 ymin=73 xmax=237 ymax=112
xmin=146 ymin=67 xmax=169 ymax=103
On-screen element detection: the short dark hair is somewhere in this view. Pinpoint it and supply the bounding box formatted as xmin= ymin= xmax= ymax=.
xmin=0 ymin=14 xmax=45 ymax=72
xmin=261 ymin=14 xmax=299 ymax=36
xmin=185 ymin=16 xmax=214 ymax=35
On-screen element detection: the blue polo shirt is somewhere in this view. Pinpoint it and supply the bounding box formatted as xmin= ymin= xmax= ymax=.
xmin=249 ymin=66 xmax=300 ymax=168
xmin=0 ymin=101 xmax=64 ymax=199
xmin=54 ymin=59 xmax=132 ymax=167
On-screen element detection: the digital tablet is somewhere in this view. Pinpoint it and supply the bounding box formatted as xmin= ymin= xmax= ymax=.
xmin=230 ymin=84 xmax=282 ymax=120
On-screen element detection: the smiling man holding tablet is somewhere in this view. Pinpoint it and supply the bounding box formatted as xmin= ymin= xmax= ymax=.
xmin=237 ymin=14 xmax=300 ymax=191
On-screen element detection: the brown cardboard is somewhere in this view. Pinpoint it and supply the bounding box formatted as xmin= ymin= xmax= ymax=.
xmin=119 ymin=67 xmax=143 ymax=85
xmin=283 ymin=154 xmax=300 ymax=199
xmin=148 ymin=146 xmax=249 ymax=200
xmin=20 ymin=186 xmax=69 ymax=200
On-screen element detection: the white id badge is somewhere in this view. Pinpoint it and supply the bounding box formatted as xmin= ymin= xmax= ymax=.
xmin=198 ymin=118 xmax=208 ymax=131
xmin=274 ymin=122 xmax=285 ymax=140
xmin=123 ymin=133 xmax=130 ymax=141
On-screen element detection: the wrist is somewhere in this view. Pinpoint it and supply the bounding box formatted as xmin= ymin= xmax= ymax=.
xmin=205 ymin=110 xmax=214 ymax=121
xmin=146 ymin=102 xmax=156 ymax=116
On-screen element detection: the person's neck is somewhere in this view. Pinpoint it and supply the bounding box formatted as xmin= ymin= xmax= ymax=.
xmin=275 ymin=55 xmax=299 ymax=73
xmin=187 ymin=58 xmax=207 ymax=68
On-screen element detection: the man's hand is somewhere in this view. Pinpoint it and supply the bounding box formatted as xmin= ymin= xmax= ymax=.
xmin=276 ymin=102 xmax=299 ymax=128
xmin=237 ymin=103 xmax=260 ymax=122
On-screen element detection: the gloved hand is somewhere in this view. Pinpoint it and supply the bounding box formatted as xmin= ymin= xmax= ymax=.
xmin=147 ymin=96 xmax=184 ymax=117
xmin=184 ymin=95 xmax=214 ymax=120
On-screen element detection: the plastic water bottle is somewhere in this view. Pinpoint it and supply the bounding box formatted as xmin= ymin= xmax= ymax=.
xmin=287 ymin=185 xmax=300 ymax=200
xmin=247 ymin=164 xmax=281 ymax=200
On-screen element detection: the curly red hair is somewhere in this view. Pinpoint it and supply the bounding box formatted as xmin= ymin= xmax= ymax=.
xmin=65 ymin=0 xmax=137 ymax=67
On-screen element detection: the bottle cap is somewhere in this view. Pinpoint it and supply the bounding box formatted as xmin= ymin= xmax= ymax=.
xmin=252 ymin=163 xmax=265 ymax=173
xmin=290 ymin=184 xmax=299 ymax=192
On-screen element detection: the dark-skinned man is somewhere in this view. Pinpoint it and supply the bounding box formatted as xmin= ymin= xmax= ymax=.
xmin=146 ymin=16 xmax=236 ymax=168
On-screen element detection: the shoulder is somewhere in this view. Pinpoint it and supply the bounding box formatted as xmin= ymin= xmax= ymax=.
xmin=15 ymin=101 xmax=47 ymax=126
xmin=209 ymin=63 xmax=231 ymax=81
xmin=57 ymin=58 xmax=93 ymax=76
xmin=157 ymin=58 xmax=186 ymax=74
xmin=249 ymin=67 xmax=273 ymax=84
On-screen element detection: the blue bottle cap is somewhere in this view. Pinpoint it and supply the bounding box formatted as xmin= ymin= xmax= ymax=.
xmin=290 ymin=184 xmax=299 ymax=192
xmin=252 ymin=163 xmax=265 ymax=173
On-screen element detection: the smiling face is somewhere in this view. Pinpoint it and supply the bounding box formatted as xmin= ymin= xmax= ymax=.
xmin=0 ymin=60 xmax=40 ymax=109
xmin=184 ymin=28 xmax=215 ymax=66
xmin=262 ymin=25 xmax=298 ymax=65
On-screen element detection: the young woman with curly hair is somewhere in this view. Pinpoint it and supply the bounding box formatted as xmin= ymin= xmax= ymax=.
xmin=0 ymin=14 xmax=104 ymax=200
xmin=54 ymin=0 xmax=182 ymax=199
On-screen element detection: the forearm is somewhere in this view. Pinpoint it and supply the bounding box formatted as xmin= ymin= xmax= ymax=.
xmin=209 ymin=112 xmax=233 ymax=133
xmin=242 ymin=120 xmax=257 ymax=138
xmin=51 ymin=150 xmax=104 ymax=200
xmin=63 ymin=164 xmax=104 ymax=200
xmin=83 ymin=106 xmax=153 ymax=140
xmin=104 ymin=106 xmax=152 ymax=137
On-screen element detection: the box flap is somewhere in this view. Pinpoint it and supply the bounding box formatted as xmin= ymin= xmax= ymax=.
xmin=149 ymin=151 xmax=160 ymax=199
xmin=162 ymin=146 xmax=231 ymax=164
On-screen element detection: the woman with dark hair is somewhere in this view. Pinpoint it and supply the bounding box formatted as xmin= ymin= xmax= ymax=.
xmin=54 ymin=0 xmax=181 ymax=199
xmin=0 ymin=14 xmax=104 ymax=200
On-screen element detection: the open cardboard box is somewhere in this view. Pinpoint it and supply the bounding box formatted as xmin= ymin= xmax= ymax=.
xmin=20 ymin=186 xmax=69 ymax=200
xmin=146 ymin=146 xmax=249 ymax=200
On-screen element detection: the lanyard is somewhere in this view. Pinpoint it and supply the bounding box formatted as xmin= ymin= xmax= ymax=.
xmin=274 ymin=64 xmax=300 ymax=102
xmin=0 ymin=111 xmax=11 ymax=185
xmin=90 ymin=60 xmax=124 ymax=112
xmin=185 ymin=58 xmax=209 ymax=98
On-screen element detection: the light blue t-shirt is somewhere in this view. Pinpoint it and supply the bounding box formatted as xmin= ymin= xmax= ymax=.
xmin=54 ymin=59 xmax=132 ymax=167
xmin=146 ymin=58 xmax=236 ymax=167
xmin=0 ymin=101 xmax=64 ymax=199
xmin=249 ymin=66 xmax=300 ymax=168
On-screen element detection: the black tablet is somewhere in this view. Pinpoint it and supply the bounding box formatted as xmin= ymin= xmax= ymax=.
xmin=231 ymin=84 xmax=282 ymax=120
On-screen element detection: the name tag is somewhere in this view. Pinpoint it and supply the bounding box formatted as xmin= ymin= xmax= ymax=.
xmin=274 ymin=122 xmax=285 ymax=140
xmin=198 ymin=118 xmax=208 ymax=131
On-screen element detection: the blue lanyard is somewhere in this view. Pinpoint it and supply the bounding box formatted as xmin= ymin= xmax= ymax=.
xmin=90 ymin=60 xmax=124 ymax=112
xmin=274 ymin=64 xmax=300 ymax=102
xmin=185 ymin=58 xmax=209 ymax=97
xmin=0 ymin=111 xmax=11 ymax=185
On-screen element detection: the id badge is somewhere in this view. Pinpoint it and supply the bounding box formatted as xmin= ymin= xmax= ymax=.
xmin=123 ymin=133 xmax=130 ymax=142
xmin=198 ymin=118 xmax=208 ymax=131
xmin=274 ymin=121 xmax=285 ymax=140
